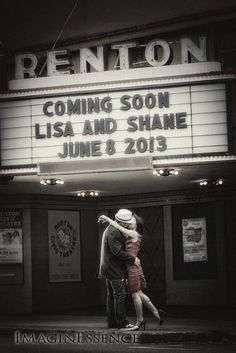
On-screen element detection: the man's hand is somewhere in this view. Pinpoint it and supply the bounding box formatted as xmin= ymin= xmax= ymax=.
xmin=134 ymin=257 xmax=141 ymax=267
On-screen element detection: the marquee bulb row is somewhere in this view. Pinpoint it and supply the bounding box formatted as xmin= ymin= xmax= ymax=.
xmin=40 ymin=178 xmax=64 ymax=186
xmin=200 ymin=179 xmax=224 ymax=186
xmin=153 ymin=168 xmax=179 ymax=176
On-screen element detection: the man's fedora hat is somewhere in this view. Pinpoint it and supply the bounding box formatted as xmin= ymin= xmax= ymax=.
xmin=115 ymin=209 xmax=134 ymax=224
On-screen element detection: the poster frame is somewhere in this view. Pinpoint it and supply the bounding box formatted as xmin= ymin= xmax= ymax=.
xmin=172 ymin=202 xmax=218 ymax=280
xmin=182 ymin=217 xmax=208 ymax=263
xmin=48 ymin=209 xmax=82 ymax=283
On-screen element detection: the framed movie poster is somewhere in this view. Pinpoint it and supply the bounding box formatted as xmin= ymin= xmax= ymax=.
xmin=172 ymin=203 xmax=217 ymax=280
xmin=48 ymin=210 xmax=81 ymax=282
xmin=0 ymin=209 xmax=23 ymax=264
xmin=182 ymin=217 xmax=208 ymax=262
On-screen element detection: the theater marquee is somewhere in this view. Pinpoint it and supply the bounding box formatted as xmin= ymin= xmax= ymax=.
xmin=0 ymin=83 xmax=228 ymax=167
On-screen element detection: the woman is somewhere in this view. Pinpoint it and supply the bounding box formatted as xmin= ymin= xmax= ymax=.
xmin=98 ymin=213 xmax=165 ymax=330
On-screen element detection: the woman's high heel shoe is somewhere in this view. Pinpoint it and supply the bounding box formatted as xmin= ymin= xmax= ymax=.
xmin=158 ymin=309 xmax=168 ymax=325
xmin=135 ymin=320 xmax=146 ymax=330
xmin=159 ymin=309 xmax=168 ymax=316
xmin=153 ymin=310 xmax=164 ymax=325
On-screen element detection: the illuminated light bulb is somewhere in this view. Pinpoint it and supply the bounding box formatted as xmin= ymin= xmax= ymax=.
xmin=158 ymin=169 xmax=164 ymax=175
xmin=77 ymin=190 xmax=99 ymax=197
xmin=200 ymin=180 xmax=208 ymax=186
xmin=40 ymin=178 xmax=64 ymax=186
xmin=153 ymin=170 xmax=158 ymax=175
xmin=218 ymin=180 xmax=223 ymax=185
xmin=174 ymin=170 xmax=179 ymax=175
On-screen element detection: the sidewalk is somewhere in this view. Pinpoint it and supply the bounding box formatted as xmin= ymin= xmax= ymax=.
xmin=0 ymin=313 xmax=235 ymax=343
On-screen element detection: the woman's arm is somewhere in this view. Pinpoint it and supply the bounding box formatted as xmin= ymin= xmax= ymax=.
xmin=98 ymin=215 xmax=139 ymax=238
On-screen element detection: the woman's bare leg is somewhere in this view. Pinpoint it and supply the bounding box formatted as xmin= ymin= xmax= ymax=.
xmin=139 ymin=291 xmax=160 ymax=320
xmin=132 ymin=292 xmax=144 ymax=323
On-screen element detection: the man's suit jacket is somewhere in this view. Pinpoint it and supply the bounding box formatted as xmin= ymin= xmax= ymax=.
xmin=98 ymin=224 xmax=135 ymax=280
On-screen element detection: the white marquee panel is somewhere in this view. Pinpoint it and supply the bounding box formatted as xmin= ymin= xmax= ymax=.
xmin=0 ymin=116 xmax=31 ymax=129
xmin=165 ymin=137 xmax=192 ymax=149
xmin=1 ymin=127 xmax=32 ymax=139
xmin=193 ymin=134 xmax=228 ymax=147
xmin=0 ymin=105 xmax=31 ymax=119
xmin=192 ymin=112 xmax=226 ymax=125
xmin=2 ymin=137 xmax=31 ymax=150
xmin=192 ymin=124 xmax=227 ymax=136
xmin=0 ymin=83 xmax=228 ymax=166
xmin=1 ymin=148 xmax=32 ymax=161
xmin=32 ymin=137 xmax=71 ymax=148
xmin=191 ymin=101 xmax=226 ymax=114
xmin=191 ymin=83 xmax=225 ymax=92
xmin=193 ymin=145 xmax=228 ymax=154
xmin=191 ymin=89 xmax=226 ymax=103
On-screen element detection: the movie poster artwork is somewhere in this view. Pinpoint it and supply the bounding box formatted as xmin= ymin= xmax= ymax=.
xmin=182 ymin=217 xmax=208 ymax=262
xmin=0 ymin=209 xmax=23 ymax=263
xmin=48 ymin=210 xmax=81 ymax=282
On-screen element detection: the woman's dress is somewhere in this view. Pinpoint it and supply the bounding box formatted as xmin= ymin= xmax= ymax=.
xmin=125 ymin=237 xmax=146 ymax=293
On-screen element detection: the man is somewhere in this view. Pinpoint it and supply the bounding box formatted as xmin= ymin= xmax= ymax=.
xmin=98 ymin=209 xmax=141 ymax=330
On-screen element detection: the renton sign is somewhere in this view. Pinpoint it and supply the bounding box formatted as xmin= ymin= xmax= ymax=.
xmin=15 ymin=36 xmax=206 ymax=79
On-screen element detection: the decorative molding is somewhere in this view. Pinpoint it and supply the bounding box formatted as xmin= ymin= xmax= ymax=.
xmin=38 ymin=156 xmax=152 ymax=175
xmin=152 ymin=154 xmax=236 ymax=166
xmin=1 ymin=62 xmax=236 ymax=100
xmin=8 ymin=62 xmax=221 ymax=90
xmin=97 ymin=188 xmax=236 ymax=210
xmin=1 ymin=72 xmax=235 ymax=101
xmin=0 ymin=167 xmax=38 ymax=175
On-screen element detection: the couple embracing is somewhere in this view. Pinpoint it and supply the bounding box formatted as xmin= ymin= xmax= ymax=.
xmin=98 ymin=209 xmax=165 ymax=331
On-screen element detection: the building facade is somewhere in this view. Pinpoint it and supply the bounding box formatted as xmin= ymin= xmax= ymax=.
xmin=0 ymin=3 xmax=236 ymax=314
